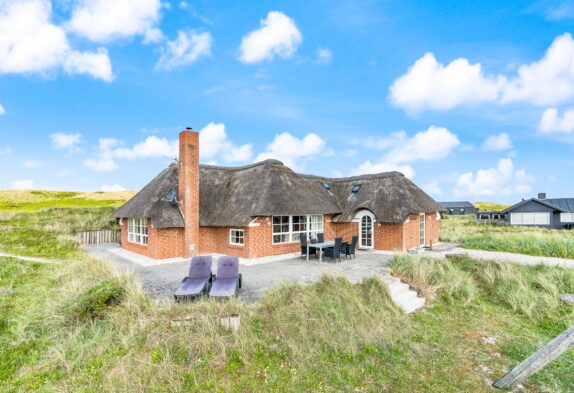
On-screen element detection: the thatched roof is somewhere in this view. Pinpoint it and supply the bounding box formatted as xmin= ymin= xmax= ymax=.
xmin=300 ymin=172 xmax=445 ymax=223
xmin=113 ymin=164 xmax=184 ymax=229
xmin=113 ymin=159 xmax=444 ymax=227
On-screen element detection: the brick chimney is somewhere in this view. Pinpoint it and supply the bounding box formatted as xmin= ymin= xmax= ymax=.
xmin=179 ymin=128 xmax=200 ymax=257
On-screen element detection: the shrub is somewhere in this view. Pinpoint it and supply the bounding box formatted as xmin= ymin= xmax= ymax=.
xmin=69 ymin=279 xmax=125 ymax=321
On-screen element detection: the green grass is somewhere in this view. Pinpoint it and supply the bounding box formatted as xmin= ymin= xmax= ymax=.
xmin=2 ymin=251 xmax=574 ymax=392
xmin=0 ymin=208 xmax=118 ymax=258
xmin=474 ymin=201 xmax=510 ymax=211
xmin=0 ymin=189 xmax=135 ymax=212
xmin=441 ymin=214 xmax=574 ymax=259
xmin=1 ymin=192 xmax=573 ymax=391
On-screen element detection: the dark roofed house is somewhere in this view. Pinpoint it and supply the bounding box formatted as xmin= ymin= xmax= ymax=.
xmin=503 ymin=193 xmax=574 ymax=229
xmin=113 ymin=130 xmax=445 ymax=261
xmin=439 ymin=201 xmax=477 ymax=215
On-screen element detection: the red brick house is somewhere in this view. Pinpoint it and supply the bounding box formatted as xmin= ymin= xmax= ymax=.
xmin=113 ymin=129 xmax=444 ymax=260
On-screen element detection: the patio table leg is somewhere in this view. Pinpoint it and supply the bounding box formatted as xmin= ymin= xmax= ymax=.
xmin=306 ymin=244 xmax=309 ymax=261
xmin=319 ymin=246 xmax=323 ymax=262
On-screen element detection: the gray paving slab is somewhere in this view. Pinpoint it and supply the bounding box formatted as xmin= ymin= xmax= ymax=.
xmin=86 ymin=244 xmax=392 ymax=303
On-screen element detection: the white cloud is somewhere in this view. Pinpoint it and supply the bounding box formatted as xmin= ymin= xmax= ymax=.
xmin=482 ymin=133 xmax=512 ymax=151
xmin=0 ymin=0 xmax=113 ymax=81
xmin=0 ymin=103 xmax=4 ymax=116
xmin=155 ymin=31 xmax=212 ymax=71
xmin=0 ymin=146 xmax=12 ymax=156
xmin=11 ymin=180 xmax=34 ymax=190
xmin=455 ymin=158 xmax=533 ymax=197
xmin=351 ymin=126 xmax=459 ymax=178
xmin=22 ymin=160 xmax=41 ymax=168
xmin=199 ymin=123 xmax=253 ymax=163
xmin=501 ymin=33 xmax=574 ymax=105
xmin=390 ymin=33 xmax=574 ymax=111
xmin=255 ymin=132 xmax=325 ymax=169
xmin=423 ymin=181 xmax=443 ymax=196
xmin=51 ymin=132 xmax=82 ymax=152
xmin=317 ymin=48 xmax=332 ymax=64
xmin=67 ymin=0 xmax=163 ymax=43
xmin=351 ymin=161 xmax=415 ymax=178
xmin=84 ymin=157 xmax=118 ymax=172
xmin=84 ymin=123 xmax=252 ymax=171
xmin=114 ymin=136 xmax=177 ymax=159
xmin=239 ymin=11 xmax=302 ymax=64
xmin=83 ymin=138 xmax=120 ymax=171
xmin=385 ymin=126 xmax=460 ymax=163
xmin=389 ymin=53 xmax=502 ymax=111
xmin=101 ymin=184 xmax=126 ymax=192
xmin=539 ymin=107 xmax=574 ymax=134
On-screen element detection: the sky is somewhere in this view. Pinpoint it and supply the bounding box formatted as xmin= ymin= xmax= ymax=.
xmin=1 ymin=0 xmax=574 ymax=203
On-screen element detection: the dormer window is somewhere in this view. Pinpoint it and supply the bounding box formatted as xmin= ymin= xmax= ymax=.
xmin=352 ymin=184 xmax=361 ymax=194
xmin=321 ymin=182 xmax=331 ymax=190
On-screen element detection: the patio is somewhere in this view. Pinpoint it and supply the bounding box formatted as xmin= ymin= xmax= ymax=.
xmin=86 ymin=244 xmax=393 ymax=303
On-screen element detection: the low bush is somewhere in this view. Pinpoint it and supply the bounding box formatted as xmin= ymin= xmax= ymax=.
xmin=69 ymin=279 xmax=125 ymax=321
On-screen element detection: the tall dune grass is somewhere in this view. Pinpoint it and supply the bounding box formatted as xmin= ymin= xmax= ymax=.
xmin=390 ymin=254 xmax=574 ymax=324
xmin=441 ymin=215 xmax=574 ymax=259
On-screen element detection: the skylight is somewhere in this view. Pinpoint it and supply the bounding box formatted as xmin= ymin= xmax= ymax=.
xmin=352 ymin=184 xmax=361 ymax=193
xmin=322 ymin=182 xmax=331 ymax=190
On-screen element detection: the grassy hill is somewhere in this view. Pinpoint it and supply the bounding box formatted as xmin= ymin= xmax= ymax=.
xmin=0 ymin=190 xmax=136 ymax=212
xmin=474 ymin=201 xmax=510 ymax=211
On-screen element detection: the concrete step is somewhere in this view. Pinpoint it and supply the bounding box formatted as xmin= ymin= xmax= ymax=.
xmin=380 ymin=272 xmax=426 ymax=314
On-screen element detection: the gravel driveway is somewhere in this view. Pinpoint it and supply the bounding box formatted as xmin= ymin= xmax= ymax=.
xmin=86 ymin=244 xmax=392 ymax=302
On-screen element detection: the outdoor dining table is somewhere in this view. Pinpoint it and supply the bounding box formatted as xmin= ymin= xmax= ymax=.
xmin=306 ymin=241 xmax=335 ymax=262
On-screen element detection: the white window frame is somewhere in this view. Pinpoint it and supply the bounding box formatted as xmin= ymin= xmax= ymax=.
xmin=510 ymin=212 xmax=550 ymax=226
xmin=272 ymin=215 xmax=324 ymax=244
xmin=229 ymin=229 xmax=244 ymax=246
xmin=419 ymin=213 xmax=425 ymax=247
xmin=560 ymin=213 xmax=574 ymax=223
xmin=127 ymin=217 xmax=148 ymax=245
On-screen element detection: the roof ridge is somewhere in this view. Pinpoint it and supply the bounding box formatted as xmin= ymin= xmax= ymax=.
xmin=200 ymin=159 xmax=284 ymax=171
xmin=298 ymin=171 xmax=405 ymax=182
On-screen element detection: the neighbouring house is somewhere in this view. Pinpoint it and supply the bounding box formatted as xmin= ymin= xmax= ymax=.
xmin=503 ymin=193 xmax=574 ymax=229
xmin=113 ymin=129 xmax=444 ymax=260
xmin=439 ymin=201 xmax=478 ymax=216
xmin=476 ymin=211 xmax=507 ymax=223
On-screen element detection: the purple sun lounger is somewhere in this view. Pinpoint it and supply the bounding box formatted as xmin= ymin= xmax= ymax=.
xmin=209 ymin=256 xmax=242 ymax=299
xmin=174 ymin=256 xmax=213 ymax=301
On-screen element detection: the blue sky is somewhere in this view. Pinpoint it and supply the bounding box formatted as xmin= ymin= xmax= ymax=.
xmin=1 ymin=0 xmax=574 ymax=203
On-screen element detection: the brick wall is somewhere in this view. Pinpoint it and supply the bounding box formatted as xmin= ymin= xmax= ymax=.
xmin=331 ymin=221 xmax=359 ymax=243
xmin=120 ymin=219 xmax=184 ymax=259
xmin=179 ymin=130 xmax=200 ymax=258
xmin=199 ymin=226 xmax=250 ymax=259
xmin=119 ymin=212 xmax=441 ymax=260
xmin=401 ymin=213 xmax=440 ymax=250
xmin=375 ymin=223 xmax=403 ymax=250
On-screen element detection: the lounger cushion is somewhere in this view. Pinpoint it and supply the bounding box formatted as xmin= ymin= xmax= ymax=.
xmin=209 ymin=278 xmax=237 ymax=298
xmin=216 ymin=256 xmax=239 ymax=278
xmin=188 ymin=255 xmax=212 ymax=279
xmin=175 ymin=277 xmax=208 ymax=297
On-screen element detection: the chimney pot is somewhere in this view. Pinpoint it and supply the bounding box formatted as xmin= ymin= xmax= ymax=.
xmin=538 ymin=192 xmax=547 ymax=200
xmin=185 ymin=127 xmax=192 ymax=130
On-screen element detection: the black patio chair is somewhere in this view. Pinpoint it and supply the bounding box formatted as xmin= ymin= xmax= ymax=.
xmin=317 ymin=233 xmax=325 ymax=243
xmin=323 ymin=237 xmax=343 ymax=262
xmin=342 ymin=236 xmax=358 ymax=259
xmin=300 ymin=234 xmax=316 ymax=259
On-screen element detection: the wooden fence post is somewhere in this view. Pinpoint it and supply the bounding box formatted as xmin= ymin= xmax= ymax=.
xmin=493 ymin=295 xmax=574 ymax=390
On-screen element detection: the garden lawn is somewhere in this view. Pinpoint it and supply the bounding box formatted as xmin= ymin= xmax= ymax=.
xmin=441 ymin=214 xmax=574 ymax=259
